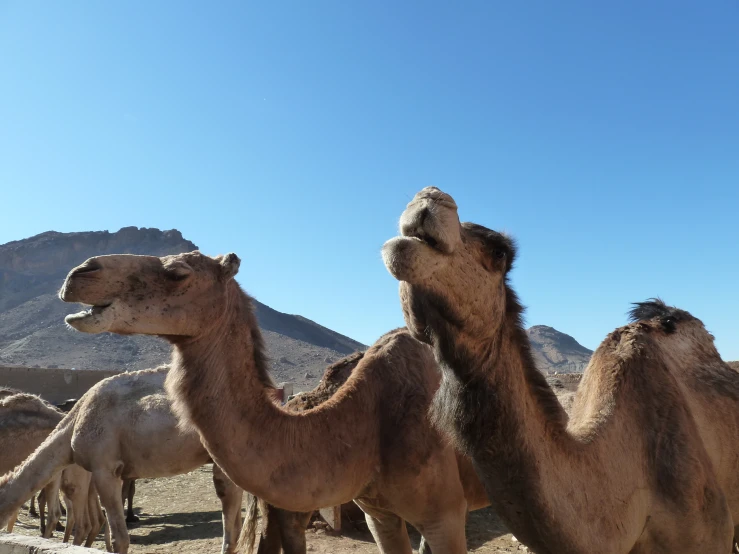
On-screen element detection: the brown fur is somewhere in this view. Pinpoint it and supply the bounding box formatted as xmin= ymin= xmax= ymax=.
xmin=57 ymin=251 xmax=492 ymax=554
xmin=382 ymin=187 xmax=739 ymax=554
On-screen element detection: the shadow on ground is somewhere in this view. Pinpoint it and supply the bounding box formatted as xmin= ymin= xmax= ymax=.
xmin=129 ymin=510 xmax=223 ymax=545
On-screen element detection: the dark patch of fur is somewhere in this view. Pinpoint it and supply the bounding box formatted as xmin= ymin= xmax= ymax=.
xmin=628 ymin=298 xmax=695 ymax=334
xmin=412 ymin=280 xmax=568 ymax=553
xmin=462 ymin=222 xmax=517 ymax=272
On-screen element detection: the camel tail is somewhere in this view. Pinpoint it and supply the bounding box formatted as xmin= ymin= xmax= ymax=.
xmin=0 ymin=416 xmax=74 ymax=528
xmin=238 ymin=492 xmax=268 ymax=554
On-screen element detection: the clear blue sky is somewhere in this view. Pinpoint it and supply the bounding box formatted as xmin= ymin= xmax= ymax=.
xmin=1 ymin=1 xmax=738 ymax=359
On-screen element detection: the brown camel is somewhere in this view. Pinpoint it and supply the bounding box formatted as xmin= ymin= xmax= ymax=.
xmin=0 ymin=388 xmax=66 ymax=538
xmin=382 ymin=186 xmax=739 ymax=553
xmin=0 ymin=367 xmax=244 ymax=554
xmin=53 ymin=251 xmax=490 ymax=554
xmin=248 ymin=350 xmax=578 ymax=554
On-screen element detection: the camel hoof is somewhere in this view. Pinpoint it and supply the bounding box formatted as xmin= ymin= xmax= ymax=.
xmin=126 ymin=514 xmax=140 ymax=524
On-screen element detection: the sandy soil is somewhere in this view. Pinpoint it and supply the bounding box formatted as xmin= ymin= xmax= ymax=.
xmin=9 ymin=466 xmax=528 ymax=553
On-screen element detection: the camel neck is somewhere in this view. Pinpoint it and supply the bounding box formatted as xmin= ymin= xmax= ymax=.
xmin=433 ymin=303 xmax=596 ymax=553
xmin=166 ymin=283 xmax=376 ymax=511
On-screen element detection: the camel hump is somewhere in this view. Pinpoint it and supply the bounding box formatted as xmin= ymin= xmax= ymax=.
xmin=0 ymin=392 xmax=62 ymax=418
xmin=627 ymin=298 xmax=698 ymax=334
xmin=87 ymin=365 xmax=169 ymax=398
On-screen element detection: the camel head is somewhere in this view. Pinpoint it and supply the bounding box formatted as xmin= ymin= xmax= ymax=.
xmin=382 ymin=187 xmax=517 ymax=345
xmin=59 ymin=251 xmax=241 ymax=337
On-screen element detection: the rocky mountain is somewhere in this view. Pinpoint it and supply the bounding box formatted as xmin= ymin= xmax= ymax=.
xmin=0 ymin=227 xmax=364 ymax=391
xmin=527 ymin=325 xmax=593 ymax=374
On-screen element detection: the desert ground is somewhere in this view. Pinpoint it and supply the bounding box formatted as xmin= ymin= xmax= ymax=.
xmin=9 ymin=465 xmax=529 ymax=553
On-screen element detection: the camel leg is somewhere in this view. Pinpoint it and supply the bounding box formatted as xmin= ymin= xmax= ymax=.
xmin=361 ymin=509 xmax=412 ymax=554
xmin=212 ymin=464 xmax=244 ymax=554
xmin=254 ymin=504 xmax=283 ymax=554
xmin=42 ymin=475 xmax=63 ymax=539
xmin=94 ymin=470 xmax=129 ymax=554
xmin=122 ymin=479 xmax=139 ymax=524
xmin=87 ymin=481 xmax=111 ymax=550
xmin=412 ymin=514 xmax=466 ymax=554
xmin=6 ymin=508 xmax=18 ymax=533
xmin=39 ymin=489 xmax=46 ymax=534
xmin=63 ymin=495 xmax=75 ymax=543
xmin=275 ymin=509 xmax=311 ymax=554
xmin=29 ymin=493 xmax=38 ymax=517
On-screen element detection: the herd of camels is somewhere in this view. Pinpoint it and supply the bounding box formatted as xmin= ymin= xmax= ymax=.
xmin=0 ymin=187 xmax=737 ymax=554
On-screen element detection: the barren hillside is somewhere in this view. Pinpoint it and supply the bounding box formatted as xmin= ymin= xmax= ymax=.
xmin=0 ymin=227 xmax=364 ymax=391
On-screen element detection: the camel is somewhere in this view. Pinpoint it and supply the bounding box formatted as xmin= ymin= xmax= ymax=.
xmin=1 ymin=387 xmax=111 ymax=547
xmin=52 ymin=251 xmax=491 ymax=554
xmin=248 ymin=350 xmax=586 ymax=554
xmin=381 ymin=186 xmax=739 ymax=553
xmin=0 ymin=367 xmax=245 ymax=554
xmin=0 ymin=388 xmax=65 ymax=538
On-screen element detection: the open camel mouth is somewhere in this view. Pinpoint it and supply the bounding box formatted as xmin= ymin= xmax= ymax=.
xmin=64 ymin=303 xmax=114 ymax=332
xmin=407 ymin=230 xmax=441 ymax=250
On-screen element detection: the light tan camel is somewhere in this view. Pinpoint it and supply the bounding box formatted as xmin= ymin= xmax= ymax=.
xmin=0 ymin=367 xmax=244 ymax=554
xmin=0 ymin=388 xmax=65 ymax=538
xmin=53 ymin=252 xmax=490 ymax=554
xmin=382 ymin=187 xmax=739 ymax=553
xmin=1 ymin=388 xmax=110 ymax=547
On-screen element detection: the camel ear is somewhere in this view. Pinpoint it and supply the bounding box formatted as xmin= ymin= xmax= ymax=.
xmin=219 ymin=253 xmax=241 ymax=280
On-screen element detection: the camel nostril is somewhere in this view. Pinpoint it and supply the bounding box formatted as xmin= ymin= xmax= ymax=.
xmin=71 ymin=260 xmax=102 ymax=276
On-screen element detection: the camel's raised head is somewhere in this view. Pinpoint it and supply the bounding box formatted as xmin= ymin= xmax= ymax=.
xmin=59 ymin=251 xmax=241 ymax=336
xmin=382 ymin=187 xmax=516 ymax=344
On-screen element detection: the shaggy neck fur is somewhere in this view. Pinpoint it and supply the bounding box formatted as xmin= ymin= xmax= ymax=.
xmin=165 ymin=281 xmax=377 ymax=512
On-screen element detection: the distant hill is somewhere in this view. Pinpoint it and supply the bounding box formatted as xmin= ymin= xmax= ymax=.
xmin=527 ymin=325 xmax=593 ymax=374
xmin=728 ymin=361 xmax=739 ymax=371
xmin=0 ymin=227 xmax=364 ymax=391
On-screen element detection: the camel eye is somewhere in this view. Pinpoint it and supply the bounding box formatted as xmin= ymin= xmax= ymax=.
xmin=494 ymin=249 xmax=506 ymax=259
xmin=167 ymin=271 xmax=190 ymax=282
xmin=164 ymin=263 xmax=192 ymax=282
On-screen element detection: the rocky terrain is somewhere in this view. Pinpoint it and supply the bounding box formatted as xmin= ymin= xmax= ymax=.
xmin=526 ymin=325 xmax=593 ymax=373
xmin=0 ymin=228 xmax=364 ymax=391
xmin=0 ymin=228 xmax=594 ymax=393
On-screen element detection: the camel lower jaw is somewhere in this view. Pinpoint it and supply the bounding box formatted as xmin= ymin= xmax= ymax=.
xmin=382 ymin=236 xmax=444 ymax=283
xmin=65 ymin=304 xmax=113 ymax=333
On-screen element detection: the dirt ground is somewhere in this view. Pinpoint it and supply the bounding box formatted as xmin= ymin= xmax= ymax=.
xmin=9 ymin=466 xmax=528 ymax=553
